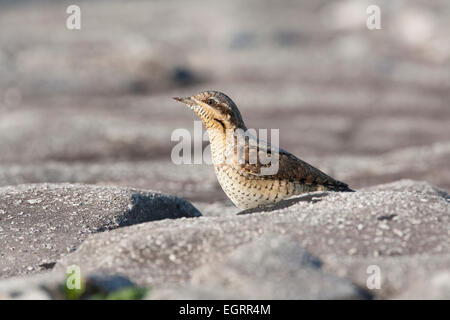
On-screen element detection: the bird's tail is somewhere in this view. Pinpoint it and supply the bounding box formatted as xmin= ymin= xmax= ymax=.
xmin=326 ymin=180 xmax=355 ymax=192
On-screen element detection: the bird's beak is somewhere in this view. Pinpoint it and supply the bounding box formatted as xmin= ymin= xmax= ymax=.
xmin=173 ymin=96 xmax=195 ymax=106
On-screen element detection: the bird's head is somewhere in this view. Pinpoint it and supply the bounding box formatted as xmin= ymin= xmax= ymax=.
xmin=173 ymin=91 xmax=246 ymax=131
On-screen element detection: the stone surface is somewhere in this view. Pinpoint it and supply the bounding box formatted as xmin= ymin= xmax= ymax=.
xmin=0 ymin=183 xmax=201 ymax=279
xmin=150 ymin=236 xmax=370 ymax=299
xmin=54 ymin=180 xmax=449 ymax=298
xmin=393 ymin=271 xmax=450 ymax=300
xmin=323 ymin=254 xmax=450 ymax=299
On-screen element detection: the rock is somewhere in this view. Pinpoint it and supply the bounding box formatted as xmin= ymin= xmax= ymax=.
xmin=393 ymin=271 xmax=450 ymax=300
xmin=362 ymin=178 xmax=449 ymax=197
xmin=148 ymin=286 xmax=243 ymax=300
xmin=0 ymin=183 xmax=200 ymax=279
xmin=150 ymin=236 xmax=370 ymax=299
xmin=55 ymin=180 xmax=448 ymax=298
xmin=322 ymin=254 xmax=450 ymax=298
xmin=192 ymin=200 xmax=239 ymax=217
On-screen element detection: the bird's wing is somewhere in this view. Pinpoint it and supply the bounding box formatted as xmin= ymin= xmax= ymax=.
xmin=232 ymin=139 xmax=352 ymax=191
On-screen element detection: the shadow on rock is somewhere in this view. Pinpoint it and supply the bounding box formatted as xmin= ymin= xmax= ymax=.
xmin=98 ymin=193 xmax=202 ymax=231
xmin=237 ymin=192 xmax=329 ymax=215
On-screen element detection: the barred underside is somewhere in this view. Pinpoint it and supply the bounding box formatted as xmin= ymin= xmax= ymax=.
xmin=215 ymin=165 xmax=322 ymax=209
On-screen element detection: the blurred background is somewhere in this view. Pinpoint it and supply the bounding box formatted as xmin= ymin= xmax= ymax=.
xmin=0 ymin=0 xmax=449 ymax=212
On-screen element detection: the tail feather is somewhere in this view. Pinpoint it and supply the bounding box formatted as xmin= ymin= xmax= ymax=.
xmin=326 ymin=180 xmax=355 ymax=192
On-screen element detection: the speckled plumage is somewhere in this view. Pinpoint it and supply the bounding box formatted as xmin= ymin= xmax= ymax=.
xmin=174 ymin=91 xmax=353 ymax=209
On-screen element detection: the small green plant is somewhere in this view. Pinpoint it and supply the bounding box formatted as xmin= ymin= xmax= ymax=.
xmin=63 ymin=275 xmax=86 ymax=300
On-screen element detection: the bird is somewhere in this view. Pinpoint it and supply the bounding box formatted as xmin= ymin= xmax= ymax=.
xmin=173 ymin=90 xmax=353 ymax=209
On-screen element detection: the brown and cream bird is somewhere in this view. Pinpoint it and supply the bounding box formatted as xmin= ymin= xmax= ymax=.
xmin=174 ymin=90 xmax=353 ymax=209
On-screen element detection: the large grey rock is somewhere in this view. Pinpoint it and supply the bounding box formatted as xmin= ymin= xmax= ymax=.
xmin=150 ymin=236 xmax=370 ymax=299
xmin=0 ymin=183 xmax=200 ymax=279
xmin=55 ymin=180 xmax=449 ymax=298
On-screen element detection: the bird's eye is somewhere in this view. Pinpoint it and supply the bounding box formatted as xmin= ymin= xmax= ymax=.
xmin=206 ymin=98 xmax=217 ymax=106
